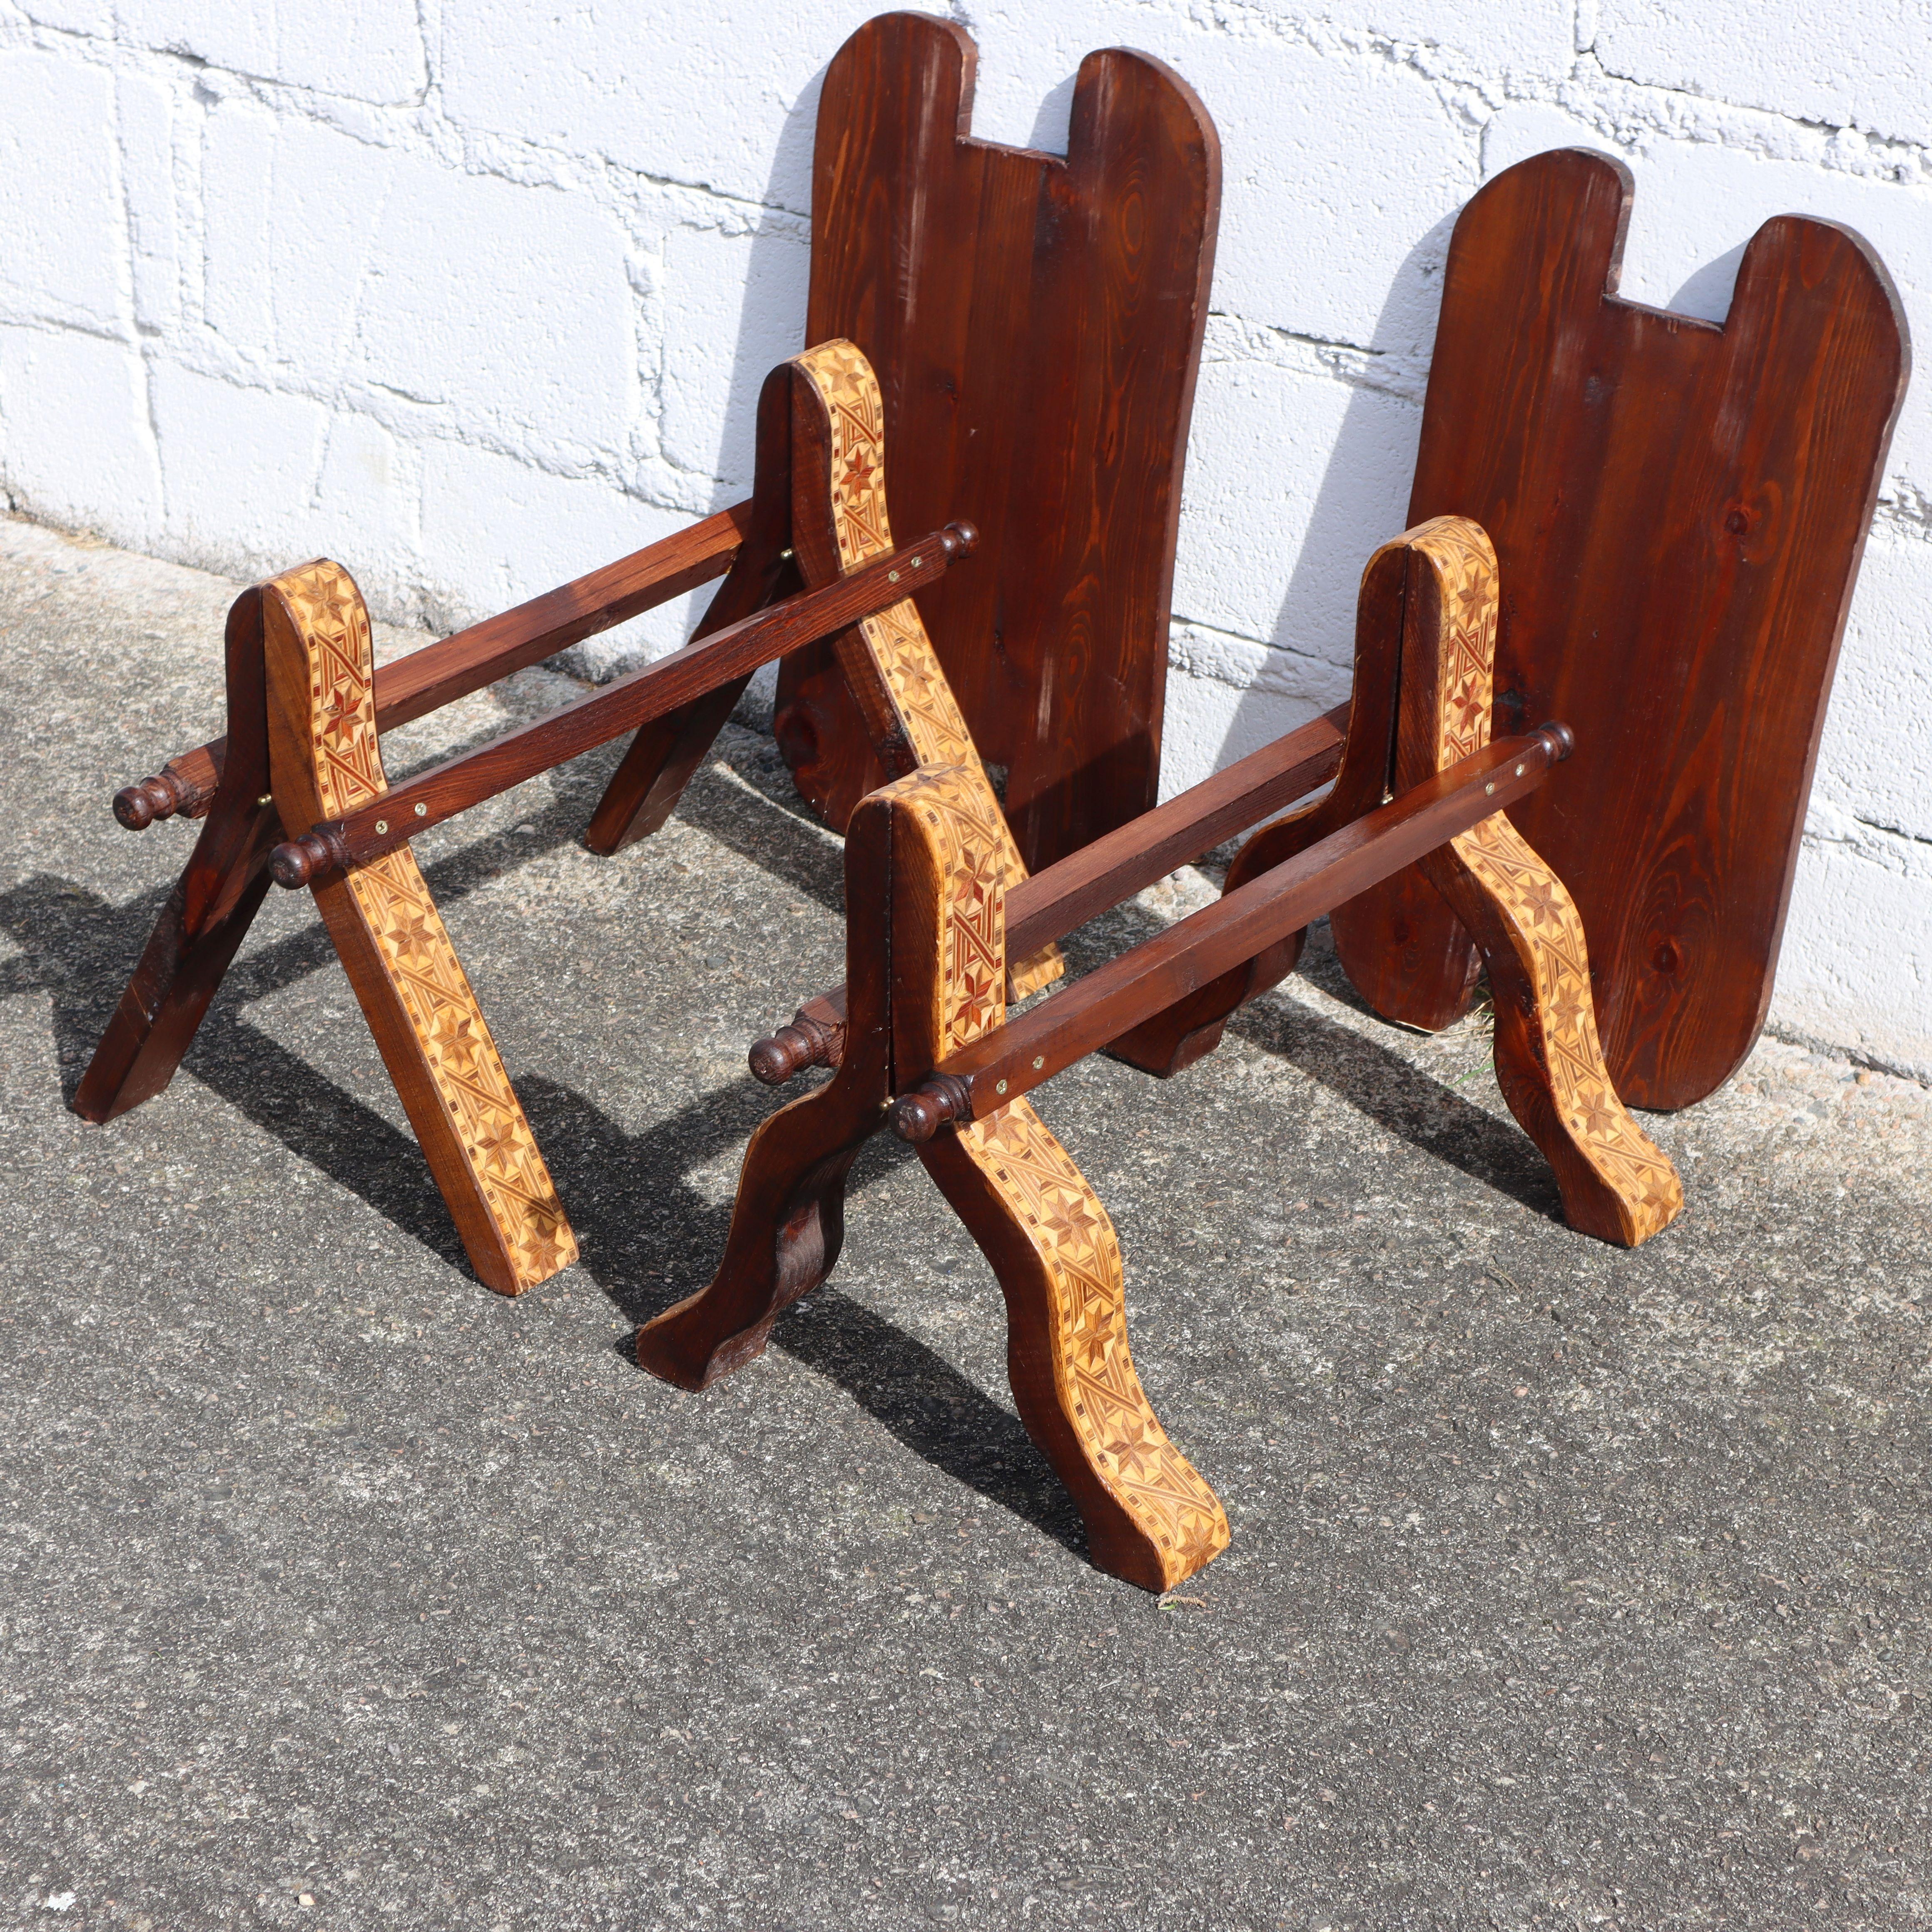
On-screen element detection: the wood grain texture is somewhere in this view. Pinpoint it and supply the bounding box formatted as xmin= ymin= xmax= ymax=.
xmin=1389 ymin=518 xmax=1682 ymax=1247
xmin=891 ymin=764 xmax=1230 ymax=1591
xmin=116 ymin=503 xmax=753 ymax=829
xmin=787 ymin=338 xmax=1061 ymax=999
xmin=74 ymin=587 xmax=281 ymax=1120
xmin=775 ymin=11 xmax=1219 ymax=871
xmin=1332 ymin=148 xmax=1910 ymax=1108
xmin=263 ymin=560 xmax=577 ymax=1296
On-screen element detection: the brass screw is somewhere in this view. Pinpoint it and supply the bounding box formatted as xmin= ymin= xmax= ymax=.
xmin=1483 ymin=784 xmax=1495 ymax=797
xmin=911 ymin=555 xmax=922 ymax=568
xmin=375 ymin=819 xmax=388 ymax=834
xmin=889 ymin=570 xmax=900 ymax=583
xmin=1515 ymin=762 xmax=1525 ymax=777
xmin=996 ymin=1078 xmax=1008 ymax=1094
xmin=415 ymin=802 xmax=427 ymax=817
xmin=256 ymin=793 xmax=272 ymax=808
xmin=1032 ymin=1056 xmax=1044 ymax=1070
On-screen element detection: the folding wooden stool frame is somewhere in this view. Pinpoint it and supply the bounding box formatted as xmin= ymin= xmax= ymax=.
xmin=1113 ymin=146 xmax=1910 ymax=1107
xmin=78 ymin=363 xmax=979 ymax=1293
xmin=637 ymin=349 xmax=1683 ymax=1592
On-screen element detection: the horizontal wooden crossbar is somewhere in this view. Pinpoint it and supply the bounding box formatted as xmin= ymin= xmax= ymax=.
xmin=269 ymin=525 xmax=976 ymax=886
xmin=892 ymin=726 xmax=1572 ymax=1137
xmin=113 ymin=500 xmax=756 ymax=828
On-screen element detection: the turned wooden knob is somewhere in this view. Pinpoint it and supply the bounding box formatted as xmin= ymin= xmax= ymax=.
xmin=1534 ymin=719 xmax=1576 ymax=762
xmin=940 ymin=520 xmax=979 ymax=558
xmin=749 ymin=1025 xmax=817 ymax=1086
xmin=890 ymin=1074 xmax=971 ymax=1143
xmin=113 ymin=771 xmax=193 ymax=830
xmin=269 ymin=829 xmax=346 ymax=889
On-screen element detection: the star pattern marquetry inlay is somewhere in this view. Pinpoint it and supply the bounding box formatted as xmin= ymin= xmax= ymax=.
xmin=1398 ymin=519 xmax=1683 ymax=1247
xmin=270 ymin=560 xmax=578 ymax=1291
xmin=891 ymin=764 xmax=1229 ymax=1588
xmin=793 ymin=339 xmax=1062 ymax=1003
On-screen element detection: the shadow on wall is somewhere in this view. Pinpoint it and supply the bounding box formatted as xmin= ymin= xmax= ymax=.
xmin=1201 ymin=212 xmax=1454 ymax=779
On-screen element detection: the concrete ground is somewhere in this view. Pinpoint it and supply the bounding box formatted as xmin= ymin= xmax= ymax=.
xmin=0 ymin=514 xmax=1927 ymax=1932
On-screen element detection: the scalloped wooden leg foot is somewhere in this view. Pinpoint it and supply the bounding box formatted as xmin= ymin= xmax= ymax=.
xmin=1419 ymin=827 xmax=1683 ymax=1246
xmin=1387 ymin=515 xmax=1682 ymax=1247
xmin=634 ymin=1088 xmax=876 ymax=1390
xmin=922 ymin=1108 xmax=1230 ymax=1591
xmin=263 ymin=561 xmax=578 ymax=1295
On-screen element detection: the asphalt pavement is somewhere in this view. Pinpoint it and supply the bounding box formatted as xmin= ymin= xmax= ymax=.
xmin=1 ymin=515 xmax=1927 ymax=1930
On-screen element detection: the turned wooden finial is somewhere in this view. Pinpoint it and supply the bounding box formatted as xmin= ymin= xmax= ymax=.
xmin=890 ymin=1074 xmax=972 ymax=1143
xmin=747 ymin=1000 xmax=847 ymax=1086
xmin=113 ymin=768 xmax=202 ymax=829
xmin=269 ymin=828 xmax=348 ymax=889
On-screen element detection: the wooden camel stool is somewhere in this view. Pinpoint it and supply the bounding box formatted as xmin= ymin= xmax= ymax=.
xmin=639 ymin=346 xmax=1683 ymax=1592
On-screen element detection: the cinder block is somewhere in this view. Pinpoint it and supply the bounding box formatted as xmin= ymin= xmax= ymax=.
xmin=1173 ymin=357 xmax=1419 ymax=664
xmin=1160 ymin=627 xmax=1353 ymax=804
xmin=0 ymin=52 xmax=124 ymax=335
xmin=16 ymin=0 xmax=112 ymax=35
xmin=419 ymin=439 xmax=700 ymax=674
xmin=1774 ymin=829 xmax=1932 ymax=1081
xmin=438 ymin=0 xmax=876 ymax=210
xmin=1182 ymin=35 xmax=1473 ymax=352
xmin=1596 ymin=0 xmax=1932 ymax=151
xmin=660 ymin=222 xmax=809 ymax=488
xmin=117 ymin=75 xmax=178 ymax=334
xmin=202 ymin=105 xmax=391 ymax=383
xmin=1481 ymin=104 xmax=1932 ymax=493
xmin=1813 ymin=533 xmax=1932 ymax=846
xmin=149 ymin=362 xmax=330 ymax=574
xmin=0 ymin=326 xmax=161 ymax=547
xmin=115 ymin=0 xmax=426 ymax=105
xmin=352 ymin=157 xmax=637 ymax=471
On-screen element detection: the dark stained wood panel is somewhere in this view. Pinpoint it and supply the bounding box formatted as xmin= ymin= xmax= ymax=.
xmin=774 ymin=10 xmax=1220 ymax=871
xmin=1331 ymin=147 xmax=1909 ymax=1109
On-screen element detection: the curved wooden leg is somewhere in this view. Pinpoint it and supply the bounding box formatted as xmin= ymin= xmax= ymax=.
xmin=635 ymin=782 xmax=897 ymax=1388
xmin=633 ymin=1073 xmax=880 ymax=1389
xmin=921 ymin=1108 xmax=1230 ymax=1590
xmin=1420 ymin=824 xmax=1683 ymax=1246
xmin=889 ymin=763 xmax=1227 ymax=1588
xmin=263 ymin=561 xmax=577 ymax=1294
xmin=1107 ymin=535 xmax=1411 ymax=1077
xmin=74 ymin=588 xmax=279 ymax=1122
xmin=1395 ymin=515 xmax=1681 ymax=1246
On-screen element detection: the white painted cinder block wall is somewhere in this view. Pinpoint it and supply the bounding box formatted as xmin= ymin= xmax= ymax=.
xmin=1 ymin=0 xmax=1927 ymax=1077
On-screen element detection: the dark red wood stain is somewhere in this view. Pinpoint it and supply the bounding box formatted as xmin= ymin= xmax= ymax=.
xmin=1332 ymin=148 xmax=1908 ymax=1109
xmin=776 ymin=11 xmax=1220 ymax=871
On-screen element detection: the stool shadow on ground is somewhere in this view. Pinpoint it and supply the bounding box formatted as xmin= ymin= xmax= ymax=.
xmin=0 ymin=814 xmax=1082 ymax=1557
xmin=1061 ymin=895 xmax=1568 ymax=1227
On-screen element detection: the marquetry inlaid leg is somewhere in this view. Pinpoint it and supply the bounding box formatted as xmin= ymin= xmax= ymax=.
xmin=261 ymin=560 xmax=577 ymax=1295
xmin=789 ymin=340 xmax=1062 ymax=1002
xmin=1397 ymin=518 xmax=1683 ymax=1247
xmin=889 ymin=765 xmax=1230 ymax=1590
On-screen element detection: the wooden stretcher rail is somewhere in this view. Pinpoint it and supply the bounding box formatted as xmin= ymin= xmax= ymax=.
xmin=112 ymin=500 xmax=757 ymax=829
xmin=745 ymin=702 xmax=1353 ymax=1085
xmin=891 ymin=724 xmax=1571 ymax=1139
xmin=269 ymin=523 xmax=976 ymax=888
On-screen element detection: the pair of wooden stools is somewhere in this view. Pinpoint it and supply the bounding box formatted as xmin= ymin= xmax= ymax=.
xmin=84 ymin=15 xmax=1906 ymax=1591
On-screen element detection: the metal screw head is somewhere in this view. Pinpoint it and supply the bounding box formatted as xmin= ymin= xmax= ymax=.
xmin=1483 ymin=784 xmax=1495 ymax=798
xmin=415 ymin=801 xmax=427 ymax=817
xmin=910 ymin=555 xmax=922 ymax=568
xmin=256 ymin=793 xmax=273 ymax=808
xmin=1032 ymin=1056 xmax=1044 ymax=1070
xmin=995 ymin=1078 xmax=1008 ymax=1094
xmin=1515 ymin=762 xmax=1525 ymax=777
xmin=375 ymin=819 xmax=388 ymax=834
xmin=889 ymin=570 xmax=900 ymax=583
